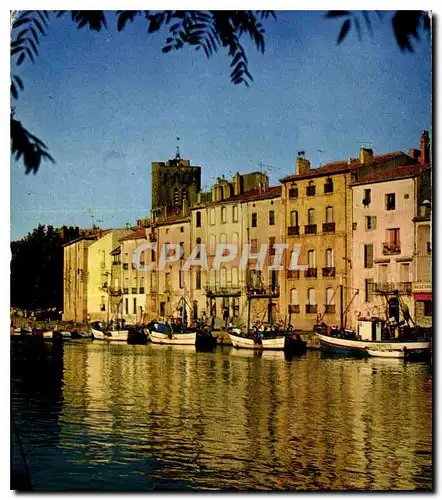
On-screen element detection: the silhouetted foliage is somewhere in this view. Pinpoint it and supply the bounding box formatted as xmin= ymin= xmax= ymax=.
xmin=11 ymin=225 xmax=81 ymax=310
xmin=10 ymin=10 xmax=431 ymax=175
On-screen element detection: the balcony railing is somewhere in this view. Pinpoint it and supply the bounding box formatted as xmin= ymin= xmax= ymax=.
xmin=325 ymin=304 xmax=336 ymax=314
xmin=306 ymin=186 xmax=316 ymax=196
xmin=109 ymin=287 xmax=122 ymax=296
xmin=306 ymin=304 xmax=317 ymax=314
xmin=322 ymin=267 xmax=336 ymax=277
xmin=131 ymin=287 xmax=137 ymax=294
xmin=399 ymin=282 xmax=412 ymax=294
xmin=123 ymin=263 xmax=129 ymax=270
xmin=288 ymin=226 xmax=300 ymax=236
xmin=123 ymin=288 xmax=129 ymax=294
xmin=383 ymin=242 xmax=401 ymax=255
xmin=305 ymin=224 xmax=317 ymax=235
xmin=288 ymin=304 xmax=300 ymax=314
xmin=205 ymin=284 xmax=242 ymax=296
xmin=287 ymin=270 xmax=300 ymax=279
xmin=305 ymin=268 xmax=317 ymax=278
xmin=323 ymin=222 xmax=335 ymax=233
xmin=247 ymin=284 xmax=280 ymax=297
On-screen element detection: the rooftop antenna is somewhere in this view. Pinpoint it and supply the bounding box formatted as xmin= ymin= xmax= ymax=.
xmin=175 ymin=137 xmax=181 ymax=160
xmin=297 ymin=150 xmax=305 ymax=158
xmin=317 ymin=149 xmax=325 ymax=166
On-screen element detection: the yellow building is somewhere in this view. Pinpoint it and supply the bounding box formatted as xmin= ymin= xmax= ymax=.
xmin=63 ymin=234 xmax=99 ymax=322
xmin=86 ymin=229 xmax=131 ymax=322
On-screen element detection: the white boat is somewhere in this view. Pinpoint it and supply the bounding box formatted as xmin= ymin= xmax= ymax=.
xmin=228 ymin=332 xmax=285 ymax=350
xmin=42 ymin=330 xmax=53 ymax=339
xmin=76 ymin=331 xmax=93 ymax=339
xmin=91 ymin=327 xmax=128 ymax=342
xmin=149 ymin=329 xmax=197 ymax=345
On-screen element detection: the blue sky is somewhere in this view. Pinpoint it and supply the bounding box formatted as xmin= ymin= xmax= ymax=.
xmin=11 ymin=10 xmax=431 ymax=240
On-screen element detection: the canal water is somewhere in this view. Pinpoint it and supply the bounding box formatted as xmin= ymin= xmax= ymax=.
xmin=11 ymin=340 xmax=432 ymax=491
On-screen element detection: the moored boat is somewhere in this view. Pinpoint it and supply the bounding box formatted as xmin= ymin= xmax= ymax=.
xmin=90 ymin=321 xmax=128 ymax=342
xmin=147 ymin=321 xmax=197 ymax=345
xmin=228 ymin=331 xmax=286 ymax=350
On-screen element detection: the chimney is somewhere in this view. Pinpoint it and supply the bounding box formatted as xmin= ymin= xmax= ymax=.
xmin=232 ymin=173 xmax=241 ymax=196
xmin=420 ymin=130 xmax=430 ymax=164
xmin=296 ymin=157 xmax=311 ymax=175
xmin=408 ymin=148 xmax=421 ymax=163
xmin=359 ymin=148 xmax=374 ymax=164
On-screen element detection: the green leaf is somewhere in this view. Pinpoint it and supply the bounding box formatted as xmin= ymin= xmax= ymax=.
xmin=337 ymin=19 xmax=351 ymax=44
xmin=17 ymin=52 xmax=25 ymax=65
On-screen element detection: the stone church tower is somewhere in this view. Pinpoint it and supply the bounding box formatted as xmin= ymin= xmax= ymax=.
xmin=151 ymin=153 xmax=201 ymax=218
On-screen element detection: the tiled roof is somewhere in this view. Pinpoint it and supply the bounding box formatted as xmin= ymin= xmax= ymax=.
xmin=110 ymin=245 xmax=121 ymax=255
xmin=352 ymin=163 xmax=430 ymax=186
xmin=280 ymin=152 xmax=404 ymax=182
xmin=155 ymin=214 xmax=191 ymax=226
xmin=119 ymin=227 xmax=146 ymax=241
xmin=192 ymin=186 xmax=281 ymax=208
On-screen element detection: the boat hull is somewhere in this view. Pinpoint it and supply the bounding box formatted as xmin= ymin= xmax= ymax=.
xmin=92 ymin=328 xmax=128 ymax=342
xmin=229 ymin=333 xmax=285 ymax=350
xmin=149 ymin=330 xmax=197 ymax=345
xmin=316 ymin=332 xmax=430 ymax=358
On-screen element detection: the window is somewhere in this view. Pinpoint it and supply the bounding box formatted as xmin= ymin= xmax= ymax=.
xmin=221 ymin=206 xmax=227 ymax=223
xmin=307 ymin=288 xmax=316 ymax=305
xmin=308 ymin=208 xmax=315 ymax=225
xmin=289 ymin=186 xmax=298 ymax=199
xmin=220 ymin=267 xmax=227 ymax=287
xmin=364 ymin=244 xmax=373 ymax=268
xmin=209 ymin=269 xmax=216 ymax=287
xmin=387 ymin=228 xmax=400 ymax=245
xmin=290 ymin=288 xmax=298 ymax=305
xmin=400 ymin=263 xmax=410 ymax=283
xmin=196 ymin=211 xmax=201 ymax=227
xmin=133 ymin=298 xmax=137 ymax=314
xmin=306 ymin=182 xmax=316 ymax=196
xmin=324 ymin=178 xmax=334 ymax=194
xmin=232 ymin=205 xmax=238 ymax=222
xmin=251 ymin=213 xmax=257 ymax=227
xmin=290 ymin=210 xmax=298 ymax=227
xmin=326 ymin=248 xmax=333 ymax=267
xmin=308 ymin=250 xmax=315 ymax=268
xmin=326 ymin=287 xmax=334 ymax=305
xmin=269 ymin=236 xmax=276 ymax=255
xmin=386 ymin=193 xmax=396 ymax=210
xmin=210 ymin=208 xmax=216 ymax=225
xmin=365 ymin=216 xmax=377 ymax=230
xmin=365 ymin=278 xmax=374 ymax=302
xmin=232 ymin=267 xmax=239 ymax=287
xmin=326 ymin=206 xmax=333 ymax=223
xmin=196 ymin=237 xmax=202 ymax=245
xmin=250 ymin=239 xmax=259 ymax=253
xmin=232 ymin=232 xmax=239 ymax=247
xmin=209 ymin=234 xmax=216 ymax=255
xmin=101 ymin=296 xmax=106 ymax=312
xmin=424 ymin=300 xmax=432 ymax=316
xmin=196 ymin=269 xmax=201 ymax=290
xmin=363 ymin=189 xmax=371 ymax=207
xmin=268 ymin=210 xmax=275 ymax=226
xmin=378 ymin=264 xmax=388 ymax=284
xmin=125 ymin=298 xmax=129 ymax=315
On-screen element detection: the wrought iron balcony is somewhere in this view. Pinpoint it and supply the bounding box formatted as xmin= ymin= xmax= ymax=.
xmin=288 ymin=304 xmax=300 ymax=314
xmin=288 ymin=226 xmax=300 ymax=236
xmin=374 ymin=282 xmax=411 ymax=294
xmin=325 ymin=304 xmax=336 ymax=314
xmin=323 ymin=222 xmax=335 ymax=233
xmin=287 ymin=270 xmax=300 ymax=279
xmin=306 ymin=304 xmax=317 ymax=314
xmin=399 ymin=282 xmax=412 ymax=294
xmin=131 ymin=287 xmax=137 ymax=294
xmin=322 ymin=267 xmax=336 ymax=277
xmin=305 ymin=267 xmax=317 ymax=278
xmin=383 ymin=242 xmax=401 ymax=255
xmin=305 ymin=224 xmax=317 ymax=235
xmin=247 ymin=284 xmax=280 ymax=297
xmin=205 ymin=284 xmax=242 ymax=297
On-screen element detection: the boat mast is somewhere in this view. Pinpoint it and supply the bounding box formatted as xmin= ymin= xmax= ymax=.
xmin=340 ymin=283 xmax=344 ymax=331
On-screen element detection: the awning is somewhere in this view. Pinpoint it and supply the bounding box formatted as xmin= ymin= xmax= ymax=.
xmin=413 ymin=293 xmax=432 ymax=301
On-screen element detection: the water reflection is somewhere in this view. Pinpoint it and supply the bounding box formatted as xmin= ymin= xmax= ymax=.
xmin=11 ymin=342 xmax=432 ymax=491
